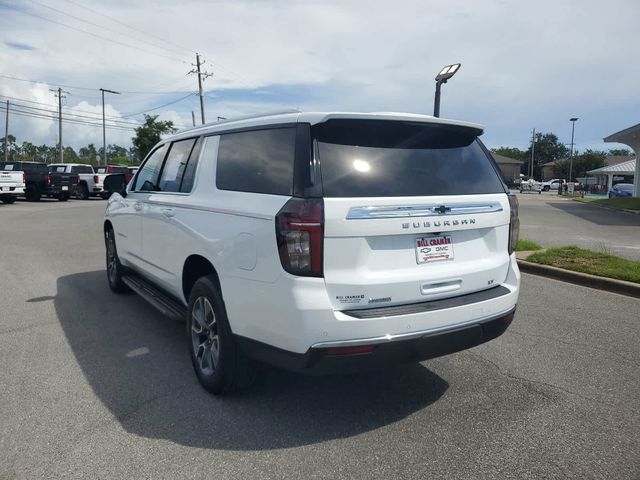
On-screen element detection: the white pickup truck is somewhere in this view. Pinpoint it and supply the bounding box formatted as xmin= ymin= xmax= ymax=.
xmin=0 ymin=169 xmax=25 ymax=204
xmin=48 ymin=163 xmax=104 ymax=200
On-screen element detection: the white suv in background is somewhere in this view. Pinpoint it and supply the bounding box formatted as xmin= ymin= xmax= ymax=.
xmin=104 ymin=111 xmax=521 ymax=394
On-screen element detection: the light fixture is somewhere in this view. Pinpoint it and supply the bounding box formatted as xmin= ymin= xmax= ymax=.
xmin=433 ymin=63 xmax=461 ymax=117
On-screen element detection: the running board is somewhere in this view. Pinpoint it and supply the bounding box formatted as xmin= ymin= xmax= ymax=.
xmin=122 ymin=274 xmax=187 ymax=321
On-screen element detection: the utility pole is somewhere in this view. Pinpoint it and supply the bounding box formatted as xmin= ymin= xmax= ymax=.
xmin=568 ymin=117 xmax=578 ymax=185
xmin=4 ymin=100 xmax=8 ymax=163
xmin=50 ymin=88 xmax=68 ymax=163
xmin=191 ymin=110 xmax=196 ymax=127
xmin=529 ymin=128 xmax=536 ymax=178
xmin=100 ymin=88 xmax=121 ymax=166
xmin=188 ymin=53 xmax=213 ymax=125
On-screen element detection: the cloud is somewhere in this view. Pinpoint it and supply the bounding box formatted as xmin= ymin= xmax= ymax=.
xmin=4 ymin=41 xmax=36 ymax=51
xmin=0 ymin=0 xmax=639 ymax=153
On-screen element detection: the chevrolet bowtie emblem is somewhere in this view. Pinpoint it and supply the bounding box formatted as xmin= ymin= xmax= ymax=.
xmin=434 ymin=205 xmax=452 ymax=214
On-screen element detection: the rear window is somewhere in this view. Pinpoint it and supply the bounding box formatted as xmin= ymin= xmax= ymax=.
xmin=71 ymin=165 xmax=94 ymax=174
xmin=50 ymin=166 xmax=66 ymax=173
xmin=313 ymin=120 xmax=505 ymax=197
xmin=0 ymin=163 xmax=18 ymax=171
xmin=109 ymin=166 xmax=129 ymax=174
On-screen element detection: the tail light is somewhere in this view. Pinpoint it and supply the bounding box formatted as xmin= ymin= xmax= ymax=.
xmin=508 ymin=194 xmax=519 ymax=254
xmin=276 ymin=198 xmax=324 ymax=277
xmin=74 ymin=175 xmax=80 ymax=183
xmin=22 ymin=173 xmax=25 ymax=184
xmin=93 ymin=175 xmax=99 ymax=184
xmin=47 ymin=174 xmax=51 ymax=185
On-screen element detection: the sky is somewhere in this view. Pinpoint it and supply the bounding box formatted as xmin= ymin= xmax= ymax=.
xmin=0 ymin=0 xmax=638 ymax=155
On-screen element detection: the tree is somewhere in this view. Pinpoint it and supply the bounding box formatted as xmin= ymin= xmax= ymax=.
xmin=131 ymin=114 xmax=176 ymax=161
xmin=553 ymin=150 xmax=606 ymax=181
xmin=608 ymin=148 xmax=632 ymax=156
xmin=63 ymin=146 xmax=79 ymax=163
xmin=1 ymin=134 xmax=17 ymax=161
xmin=36 ymin=144 xmax=57 ymax=164
xmin=524 ymin=132 xmax=570 ymax=179
xmin=491 ymin=147 xmax=526 ymax=161
xmin=18 ymin=141 xmax=37 ymax=161
xmin=78 ymin=144 xmax=98 ymax=165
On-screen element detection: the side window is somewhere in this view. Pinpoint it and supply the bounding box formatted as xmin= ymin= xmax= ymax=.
xmin=216 ymin=127 xmax=296 ymax=195
xmin=157 ymin=138 xmax=196 ymax=192
xmin=133 ymin=144 xmax=167 ymax=192
xmin=71 ymin=166 xmax=94 ymax=174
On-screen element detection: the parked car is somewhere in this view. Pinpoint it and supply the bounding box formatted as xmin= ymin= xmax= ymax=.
xmin=104 ymin=111 xmax=521 ymax=394
xmin=541 ymin=178 xmax=562 ymax=191
xmin=95 ymin=165 xmax=133 ymax=183
xmin=0 ymin=161 xmax=76 ymax=201
xmin=0 ymin=168 xmax=25 ymax=204
xmin=609 ymin=183 xmax=634 ymax=198
xmin=48 ymin=163 xmax=105 ymax=200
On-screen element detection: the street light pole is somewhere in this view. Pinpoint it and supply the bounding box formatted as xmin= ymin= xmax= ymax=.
xmin=568 ymin=117 xmax=578 ymax=191
xmin=433 ymin=63 xmax=461 ymax=117
xmin=100 ymin=88 xmax=120 ymax=166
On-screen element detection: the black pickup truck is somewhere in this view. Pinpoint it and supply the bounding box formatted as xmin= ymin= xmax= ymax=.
xmin=0 ymin=161 xmax=78 ymax=201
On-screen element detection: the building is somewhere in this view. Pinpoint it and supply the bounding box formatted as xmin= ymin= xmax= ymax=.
xmin=492 ymin=153 xmax=523 ymax=182
xmin=541 ymin=155 xmax=634 ymax=182
xmin=604 ymin=123 xmax=640 ymax=197
xmin=587 ymin=159 xmax=636 ymax=192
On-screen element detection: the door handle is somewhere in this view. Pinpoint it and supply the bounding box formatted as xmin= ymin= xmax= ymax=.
xmin=161 ymin=208 xmax=175 ymax=218
xmin=133 ymin=202 xmax=143 ymax=211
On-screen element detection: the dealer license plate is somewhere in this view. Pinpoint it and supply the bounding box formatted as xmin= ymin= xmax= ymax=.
xmin=62 ymin=186 xmax=68 ymax=191
xmin=415 ymin=235 xmax=454 ymax=264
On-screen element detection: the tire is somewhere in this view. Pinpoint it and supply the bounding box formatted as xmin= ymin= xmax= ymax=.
xmin=100 ymin=192 xmax=111 ymax=200
xmin=25 ymin=185 xmax=41 ymax=202
xmin=543 ymin=186 xmax=550 ymax=192
xmin=76 ymin=183 xmax=89 ymax=200
xmin=105 ymin=228 xmax=130 ymax=293
xmin=187 ymin=276 xmax=255 ymax=395
xmin=58 ymin=193 xmax=69 ymax=202
xmin=1 ymin=195 xmax=16 ymax=204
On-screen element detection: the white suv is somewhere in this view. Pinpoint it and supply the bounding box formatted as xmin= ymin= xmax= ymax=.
xmin=104 ymin=111 xmax=521 ymax=394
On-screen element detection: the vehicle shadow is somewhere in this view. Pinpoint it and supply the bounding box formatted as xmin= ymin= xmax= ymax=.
xmin=53 ymin=270 xmax=449 ymax=451
xmin=547 ymin=201 xmax=640 ymax=226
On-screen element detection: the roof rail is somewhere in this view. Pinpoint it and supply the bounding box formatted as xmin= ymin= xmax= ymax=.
xmin=176 ymin=109 xmax=301 ymax=134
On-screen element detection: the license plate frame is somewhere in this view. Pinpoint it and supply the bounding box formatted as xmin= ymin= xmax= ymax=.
xmin=415 ymin=235 xmax=454 ymax=264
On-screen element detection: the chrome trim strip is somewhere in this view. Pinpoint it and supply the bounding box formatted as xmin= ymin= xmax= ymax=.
xmin=310 ymin=306 xmax=516 ymax=349
xmin=346 ymin=202 xmax=503 ymax=219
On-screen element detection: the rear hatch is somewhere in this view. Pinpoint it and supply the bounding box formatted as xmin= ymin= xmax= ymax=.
xmin=313 ymin=119 xmax=512 ymax=311
xmin=0 ymin=168 xmax=24 ymax=192
xmin=48 ymin=166 xmax=78 ymax=192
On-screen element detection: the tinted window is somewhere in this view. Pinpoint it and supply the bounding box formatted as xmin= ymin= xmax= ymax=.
xmin=133 ymin=145 xmax=167 ymax=191
xmin=71 ymin=165 xmax=94 ymax=174
xmin=216 ymin=127 xmax=296 ymax=195
xmin=313 ymin=120 xmax=505 ymax=197
xmin=50 ymin=166 xmax=66 ymax=173
xmin=157 ymin=138 xmax=196 ymax=192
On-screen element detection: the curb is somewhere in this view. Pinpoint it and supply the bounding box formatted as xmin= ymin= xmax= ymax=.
xmin=517 ymin=259 xmax=640 ymax=299
xmin=571 ymin=198 xmax=640 ymax=216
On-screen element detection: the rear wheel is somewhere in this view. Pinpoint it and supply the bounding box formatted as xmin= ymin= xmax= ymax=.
xmin=76 ymin=183 xmax=89 ymax=200
xmin=187 ymin=276 xmax=255 ymax=394
xmin=543 ymin=185 xmax=550 ymax=192
xmin=58 ymin=193 xmax=69 ymax=202
xmin=1 ymin=195 xmax=16 ymax=204
xmin=105 ymin=228 xmax=130 ymax=293
xmin=25 ymin=185 xmax=41 ymax=201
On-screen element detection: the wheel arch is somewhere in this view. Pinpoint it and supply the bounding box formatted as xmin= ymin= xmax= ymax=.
xmin=182 ymin=254 xmax=222 ymax=304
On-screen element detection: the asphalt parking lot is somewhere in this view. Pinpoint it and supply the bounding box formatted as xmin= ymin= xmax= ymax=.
xmin=516 ymin=191 xmax=640 ymax=260
xmin=1 ymin=199 xmax=639 ymax=479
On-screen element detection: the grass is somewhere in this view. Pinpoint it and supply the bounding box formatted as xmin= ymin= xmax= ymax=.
xmin=575 ymin=197 xmax=640 ymax=211
xmin=515 ymin=239 xmax=542 ymax=251
xmin=526 ymin=246 xmax=640 ymax=284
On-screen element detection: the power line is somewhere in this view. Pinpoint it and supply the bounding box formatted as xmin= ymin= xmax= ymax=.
xmin=6 ymin=4 xmax=188 ymax=64
xmin=0 ymin=105 xmax=137 ymax=132
xmin=120 ymin=93 xmax=198 ymax=118
xmin=24 ymin=0 xmax=187 ymax=59
xmin=0 ymin=73 xmax=191 ymax=95
xmin=7 ymin=102 xmax=141 ymax=127
xmin=60 ymin=0 xmax=195 ymax=55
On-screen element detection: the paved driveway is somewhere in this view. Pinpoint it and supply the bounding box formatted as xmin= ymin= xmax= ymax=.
xmin=1 ymin=199 xmax=639 ymax=479
xmin=517 ymin=192 xmax=640 ymax=260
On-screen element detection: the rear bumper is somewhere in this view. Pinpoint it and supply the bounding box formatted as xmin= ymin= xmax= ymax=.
xmin=236 ymin=307 xmax=516 ymax=374
xmin=0 ymin=186 xmax=24 ymax=195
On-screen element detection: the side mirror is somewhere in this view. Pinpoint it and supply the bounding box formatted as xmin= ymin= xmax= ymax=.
xmin=104 ymin=173 xmax=127 ymax=198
